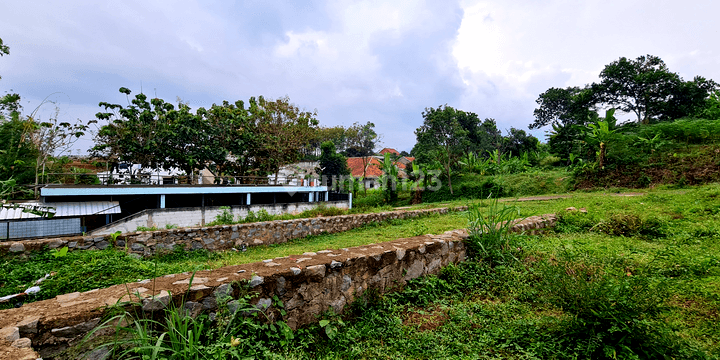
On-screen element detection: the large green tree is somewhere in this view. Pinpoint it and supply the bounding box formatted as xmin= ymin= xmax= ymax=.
xmin=203 ymin=100 xmax=257 ymax=178
xmin=597 ymin=55 xmax=717 ymax=123
xmin=500 ymin=128 xmax=539 ymax=157
xmin=414 ymin=105 xmax=469 ymax=195
xmin=530 ymin=86 xmax=598 ymax=129
xmin=249 ymin=96 xmax=319 ymax=181
xmin=94 ymin=88 xmax=175 ymax=176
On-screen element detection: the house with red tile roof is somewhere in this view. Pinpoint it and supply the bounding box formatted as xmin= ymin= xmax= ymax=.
xmin=347 ymin=156 xmax=408 ymax=189
xmin=378 ymin=148 xmax=400 ymax=156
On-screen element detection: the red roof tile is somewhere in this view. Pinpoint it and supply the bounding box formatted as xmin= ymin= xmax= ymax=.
xmin=346 ymin=157 xmax=407 ymax=178
xmin=379 ymin=148 xmax=400 ymax=156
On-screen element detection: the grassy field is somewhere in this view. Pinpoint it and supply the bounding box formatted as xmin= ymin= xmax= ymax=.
xmin=273 ymin=184 xmax=720 ymax=359
xmin=5 ymin=183 xmax=720 ymax=358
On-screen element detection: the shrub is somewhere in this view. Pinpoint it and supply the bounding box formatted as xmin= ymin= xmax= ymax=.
xmin=210 ymin=206 xmax=234 ymax=225
xmin=594 ymin=214 xmax=667 ymax=238
xmin=536 ymin=259 xmax=694 ymax=359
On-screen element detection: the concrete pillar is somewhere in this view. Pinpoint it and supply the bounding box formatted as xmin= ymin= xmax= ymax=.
xmin=309 ymin=192 xmax=314 ymax=202
xmin=325 ymin=191 xmax=329 ymax=202
xmin=160 ymin=194 xmax=166 ymax=209
xmin=201 ymin=194 xmax=205 ymax=226
xmin=246 ymin=193 xmax=251 ymax=205
xmin=349 ymin=192 xmax=353 ymax=209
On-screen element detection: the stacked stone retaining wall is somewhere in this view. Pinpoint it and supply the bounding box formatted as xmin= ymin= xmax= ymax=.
xmin=1 ymin=206 xmax=466 ymax=258
xmin=0 ymin=213 xmax=557 ymax=358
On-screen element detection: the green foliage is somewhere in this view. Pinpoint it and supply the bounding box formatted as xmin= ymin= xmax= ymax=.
xmin=50 ymin=246 xmax=68 ymax=259
xmin=93 ymin=89 xmax=318 ymax=183
xmin=210 ymin=206 xmax=234 ymax=225
xmin=466 ymin=199 xmax=522 ymax=263
xmin=635 ymin=118 xmax=720 ymax=144
xmin=0 ymin=115 xmax=37 ymax=186
xmin=378 ymin=152 xmax=400 ymax=202
xmin=593 ymin=213 xmax=667 ymax=238
xmin=536 ymin=258 xmax=688 ymax=359
xmin=135 ymin=226 xmax=159 ymax=232
xmin=695 ymin=90 xmax=720 ymax=120
xmin=414 ymin=105 xmax=470 ymax=195
xmin=108 ymin=231 xmax=122 ymax=247
xmin=343 ymin=121 xmax=378 ymax=158
xmin=317 ymin=140 xmax=350 ymax=190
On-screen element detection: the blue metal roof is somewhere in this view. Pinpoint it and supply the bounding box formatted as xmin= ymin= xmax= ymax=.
xmin=40 ymin=185 xmax=328 ymax=197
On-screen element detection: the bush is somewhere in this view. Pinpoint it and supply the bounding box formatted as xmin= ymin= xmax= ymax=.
xmin=594 ymin=214 xmax=667 ymax=239
xmin=209 ymin=206 xmax=234 ymax=225
xmin=537 ymin=259 xmax=696 ymax=359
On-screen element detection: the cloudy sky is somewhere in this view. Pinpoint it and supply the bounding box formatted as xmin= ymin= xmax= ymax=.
xmin=1 ymin=0 xmax=719 ymax=154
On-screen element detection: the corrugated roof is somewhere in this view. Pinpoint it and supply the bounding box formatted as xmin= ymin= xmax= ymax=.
xmin=0 ymin=201 xmax=121 ymax=220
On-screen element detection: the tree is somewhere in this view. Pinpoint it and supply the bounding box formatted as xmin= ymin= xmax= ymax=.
xmin=582 ymin=108 xmax=618 ymax=168
xmin=203 ymin=100 xmax=258 ymax=179
xmin=414 ymin=105 xmax=469 ymax=195
xmin=317 ymin=141 xmax=350 ymax=190
xmin=531 ymin=86 xmax=598 ymax=129
xmin=662 ymin=76 xmax=718 ymax=121
xmin=303 ymin=126 xmax=348 ymax=160
xmin=250 ymin=96 xmax=319 ymax=181
xmin=694 ymin=90 xmax=720 ymax=120
xmin=598 ymin=55 xmax=682 ymax=123
xmin=0 ymin=37 xmax=9 ymax=81
xmin=94 ymin=88 xmax=173 ymax=177
xmin=378 ymin=152 xmax=400 ymax=202
xmin=500 ymin=128 xmax=539 ymax=157
xmin=163 ymin=101 xmax=222 ymax=183
xmin=0 ymin=116 xmax=36 ymax=187
xmin=26 ymin=98 xmax=90 ymax=194
xmin=477 ymin=118 xmax=503 ymax=156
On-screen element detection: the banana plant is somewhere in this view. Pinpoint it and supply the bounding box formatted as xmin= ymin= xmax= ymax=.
xmin=583 ymin=108 xmax=617 ymax=168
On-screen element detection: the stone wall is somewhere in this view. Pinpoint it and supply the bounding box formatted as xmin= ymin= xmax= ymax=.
xmin=91 ymin=201 xmax=351 ymax=236
xmin=0 ymin=206 xmax=465 ymax=258
xmin=0 ymin=214 xmax=557 ymax=358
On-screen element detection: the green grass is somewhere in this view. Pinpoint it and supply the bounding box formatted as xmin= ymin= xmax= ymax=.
xmin=6 ymin=183 xmax=720 ymax=357
xmin=274 ymin=183 xmax=720 ymax=359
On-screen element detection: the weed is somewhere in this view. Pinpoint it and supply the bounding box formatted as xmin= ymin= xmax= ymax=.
xmin=466 ymin=196 xmax=522 ymax=263
xmin=50 ymin=246 xmax=68 ymax=259
xmin=135 ymin=226 xmax=158 ymax=232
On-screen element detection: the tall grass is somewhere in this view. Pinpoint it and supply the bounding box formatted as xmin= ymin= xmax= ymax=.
xmin=466 ymin=197 xmax=522 ymax=263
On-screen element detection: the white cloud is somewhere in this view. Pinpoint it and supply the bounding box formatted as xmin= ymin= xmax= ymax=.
xmin=2 ymin=0 xmax=720 ymax=152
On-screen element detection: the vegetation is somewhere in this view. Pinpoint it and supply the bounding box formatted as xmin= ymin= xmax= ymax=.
xmin=1 ymin=211 xmax=465 ymax=309
xmin=34 ymin=184 xmax=720 ymax=358
xmin=316 ymin=141 xmax=350 ymax=190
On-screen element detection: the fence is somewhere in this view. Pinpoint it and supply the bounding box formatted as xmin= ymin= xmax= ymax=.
xmin=0 ymin=217 xmax=82 ymax=241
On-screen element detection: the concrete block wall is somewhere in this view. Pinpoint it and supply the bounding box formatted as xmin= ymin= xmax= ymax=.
xmin=92 ymin=201 xmax=350 ymax=236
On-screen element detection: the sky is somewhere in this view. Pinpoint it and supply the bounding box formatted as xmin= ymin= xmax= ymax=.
xmin=1 ymin=0 xmax=719 ymax=155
